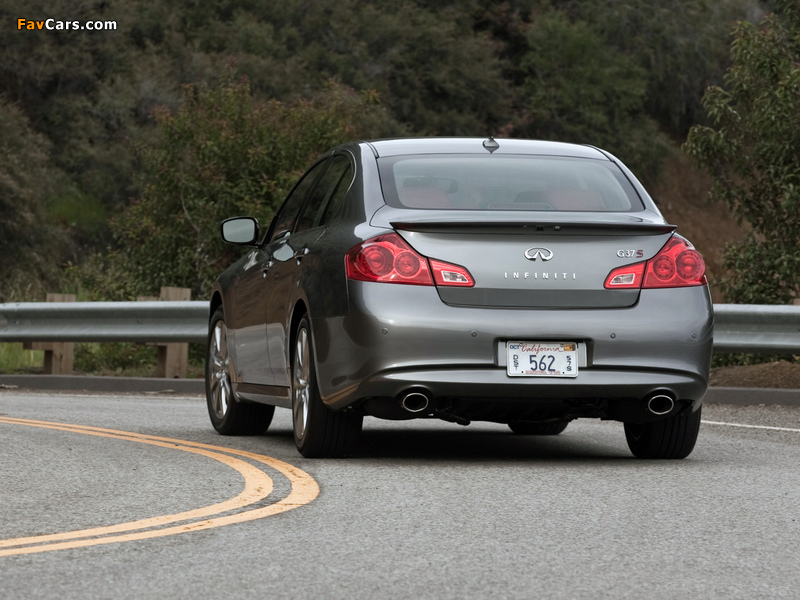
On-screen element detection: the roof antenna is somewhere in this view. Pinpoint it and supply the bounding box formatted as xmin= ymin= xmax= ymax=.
xmin=483 ymin=136 xmax=499 ymax=154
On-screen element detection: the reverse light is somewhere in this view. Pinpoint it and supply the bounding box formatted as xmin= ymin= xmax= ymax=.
xmin=346 ymin=233 xmax=474 ymax=287
xmin=604 ymin=262 xmax=645 ymax=289
xmin=605 ymin=237 xmax=706 ymax=290
xmin=430 ymin=259 xmax=474 ymax=287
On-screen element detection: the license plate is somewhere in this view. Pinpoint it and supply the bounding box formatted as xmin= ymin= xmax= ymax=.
xmin=506 ymin=342 xmax=579 ymax=377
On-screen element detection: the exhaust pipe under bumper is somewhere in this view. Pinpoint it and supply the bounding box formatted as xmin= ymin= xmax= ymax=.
xmin=647 ymin=393 xmax=675 ymax=416
xmin=400 ymin=391 xmax=431 ymax=414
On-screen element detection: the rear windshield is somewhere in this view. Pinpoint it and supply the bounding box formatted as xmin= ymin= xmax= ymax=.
xmin=378 ymin=154 xmax=643 ymax=212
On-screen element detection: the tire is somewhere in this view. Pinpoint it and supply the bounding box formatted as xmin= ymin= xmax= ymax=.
xmin=206 ymin=306 xmax=274 ymax=435
xmin=508 ymin=420 xmax=569 ymax=435
xmin=292 ymin=316 xmax=362 ymax=458
xmin=624 ymin=406 xmax=702 ymax=459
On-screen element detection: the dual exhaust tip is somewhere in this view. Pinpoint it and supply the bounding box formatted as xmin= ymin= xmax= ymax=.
xmin=399 ymin=390 xmax=674 ymax=417
xmin=399 ymin=390 xmax=430 ymax=413
xmin=647 ymin=393 xmax=675 ymax=416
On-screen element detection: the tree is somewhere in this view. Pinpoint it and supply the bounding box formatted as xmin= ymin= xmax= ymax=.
xmin=106 ymin=73 xmax=392 ymax=299
xmin=684 ymin=2 xmax=800 ymax=304
xmin=558 ymin=0 xmax=765 ymax=138
xmin=515 ymin=9 xmax=668 ymax=183
xmin=220 ymin=0 xmax=513 ymax=136
xmin=0 ymin=99 xmax=65 ymax=300
xmin=0 ymin=0 xmax=144 ymax=220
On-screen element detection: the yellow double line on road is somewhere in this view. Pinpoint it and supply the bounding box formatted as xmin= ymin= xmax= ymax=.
xmin=0 ymin=417 xmax=319 ymax=557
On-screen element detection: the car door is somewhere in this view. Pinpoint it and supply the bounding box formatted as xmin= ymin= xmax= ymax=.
xmin=234 ymin=158 xmax=329 ymax=386
xmin=264 ymin=153 xmax=355 ymax=387
xmin=227 ymin=243 xmax=274 ymax=386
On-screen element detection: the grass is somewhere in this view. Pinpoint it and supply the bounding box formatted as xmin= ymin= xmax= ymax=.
xmin=0 ymin=343 xmax=46 ymax=374
xmin=0 ymin=342 xmax=205 ymax=378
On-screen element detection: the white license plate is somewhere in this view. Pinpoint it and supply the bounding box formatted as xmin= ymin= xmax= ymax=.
xmin=506 ymin=342 xmax=579 ymax=377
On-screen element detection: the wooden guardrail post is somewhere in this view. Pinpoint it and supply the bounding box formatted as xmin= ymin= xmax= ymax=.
xmin=23 ymin=293 xmax=76 ymax=374
xmin=156 ymin=287 xmax=191 ymax=378
xmin=137 ymin=287 xmax=191 ymax=378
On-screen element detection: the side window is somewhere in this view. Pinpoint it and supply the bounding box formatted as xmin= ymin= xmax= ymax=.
xmin=295 ymin=154 xmax=353 ymax=233
xmin=268 ymin=159 xmax=328 ymax=243
xmin=319 ymin=161 xmax=354 ymax=226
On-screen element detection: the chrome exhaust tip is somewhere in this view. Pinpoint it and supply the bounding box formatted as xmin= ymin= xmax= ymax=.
xmin=647 ymin=394 xmax=675 ymax=416
xmin=400 ymin=391 xmax=430 ymax=413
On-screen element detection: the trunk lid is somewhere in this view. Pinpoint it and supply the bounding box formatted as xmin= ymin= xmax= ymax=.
xmin=373 ymin=207 xmax=675 ymax=309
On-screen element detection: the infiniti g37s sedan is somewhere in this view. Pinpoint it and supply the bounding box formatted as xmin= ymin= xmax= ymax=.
xmin=205 ymin=137 xmax=713 ymax=459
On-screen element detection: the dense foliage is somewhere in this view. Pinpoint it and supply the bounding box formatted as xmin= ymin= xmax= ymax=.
xmin=684 ymin=1 xmax=800 ymax=304
xmin=111 ymin=76 xmax=392 ymax=298
xmin=0 ymin=0 xmax=767 ymax=300
xmin=515 ymin=9 xmax=667 ymax=181
xmin=0 ymin=99 xmax=65 ymax=300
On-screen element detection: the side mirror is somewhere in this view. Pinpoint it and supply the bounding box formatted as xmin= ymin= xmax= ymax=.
xmin=221 ymin=217 xmax=259 ymax=245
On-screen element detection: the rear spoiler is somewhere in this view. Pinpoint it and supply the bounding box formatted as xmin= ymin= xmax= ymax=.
xmin=391 ymin=219 xmax=677 ymax=236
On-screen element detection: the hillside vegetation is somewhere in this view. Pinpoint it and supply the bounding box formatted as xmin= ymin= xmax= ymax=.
xmin=0 ymin=0 xmax=773 ymax=301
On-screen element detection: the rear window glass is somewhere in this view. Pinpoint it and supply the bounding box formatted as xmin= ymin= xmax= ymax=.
xmin=378 ymin=155 xmax=643 ymax=212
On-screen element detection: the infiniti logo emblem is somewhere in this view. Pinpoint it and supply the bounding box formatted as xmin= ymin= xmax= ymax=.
xmin=524 ymin=247 xmax=554 ymax=261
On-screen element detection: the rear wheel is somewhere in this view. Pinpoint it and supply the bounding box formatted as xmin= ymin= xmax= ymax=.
xmin=292 ymin=316 xmax=362 ymax=457
xmin=206 ymin=306 xmax=274 ymax=435
xmin=624 ymin=406 xmax=702 ymax=459
xmin=508 ymin=420 xmax=569 ymax=435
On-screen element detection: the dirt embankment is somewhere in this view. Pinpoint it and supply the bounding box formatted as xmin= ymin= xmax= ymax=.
xmin=649 ymin=153 xmax=799 ymax=389
xmin=710 ymin=361 xmax=800 ymax=389
xmin=649 ymin=152 xmax=747 ymax=304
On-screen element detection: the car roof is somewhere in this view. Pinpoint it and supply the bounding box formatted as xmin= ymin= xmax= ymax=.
xmin=363 ymin=138 xmax=609 ymax=160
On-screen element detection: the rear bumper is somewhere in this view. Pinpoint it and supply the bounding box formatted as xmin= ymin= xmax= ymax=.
xmin=353 ymin=366 xmax=706 ymax=424
xmin=311 ymin=282 xmax=713 ymax=419
xmin=354 ymin=366 xmax=707 ymax=401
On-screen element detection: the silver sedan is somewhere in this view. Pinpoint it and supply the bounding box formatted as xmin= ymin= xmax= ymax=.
xmin=206 ymin=138 xmax=713 ymax=459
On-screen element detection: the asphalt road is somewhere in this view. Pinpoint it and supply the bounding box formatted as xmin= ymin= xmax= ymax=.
xmin=1 ymin=391 xmax=799 ymax=599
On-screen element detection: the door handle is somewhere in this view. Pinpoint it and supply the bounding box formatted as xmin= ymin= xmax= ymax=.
xmin=294 ymin=247 xmax=310 ymax=265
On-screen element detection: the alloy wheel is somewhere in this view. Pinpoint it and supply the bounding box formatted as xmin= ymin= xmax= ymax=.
xmin=208 ymin=319 xmax=232 ymax=420
xmin=293 ymin=327 xmax=311 ymax=440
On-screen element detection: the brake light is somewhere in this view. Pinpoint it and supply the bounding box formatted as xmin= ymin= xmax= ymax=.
xmin=643 ymin=238 xmax=706 ymax=288
xmin=604 ymin=237 xmax=706 ymax=290
xmin=346 ymin=233 xmax=474 ymax=286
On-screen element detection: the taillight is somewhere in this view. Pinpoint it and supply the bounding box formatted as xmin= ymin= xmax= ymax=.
xmin=643 ymin=238 xmax=706 ymax=288
xmin=346 ymin=233 xmax=474 ymax=287
xmin=605 ymin=237 xmax=706 ymax=290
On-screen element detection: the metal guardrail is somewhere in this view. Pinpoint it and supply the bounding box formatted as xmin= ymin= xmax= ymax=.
xmin=713 ymin=304 xmax=800 ymax=354
xmin=0 ymin=301 xmax=208 ymax=343
xmin=0 ymin=301 xmax=798 ymax=353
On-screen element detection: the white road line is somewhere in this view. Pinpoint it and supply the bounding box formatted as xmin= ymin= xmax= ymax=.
xmin=702 ymin=420 xmax=800 ymax=434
